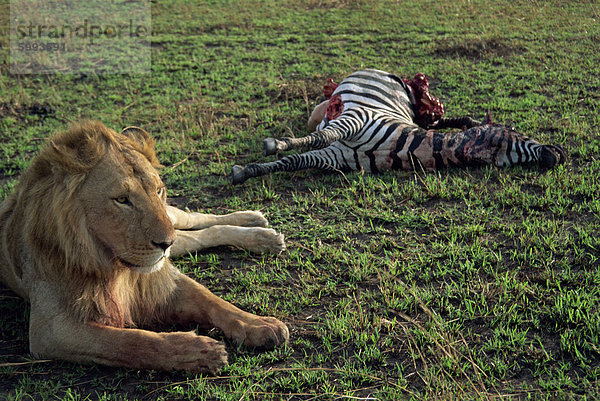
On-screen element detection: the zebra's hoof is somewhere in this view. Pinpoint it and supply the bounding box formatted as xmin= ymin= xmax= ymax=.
xmin=263 ymin=138 xmax=278 ymax=156
xmin=231 ymin=165 xmax=247 ymax=185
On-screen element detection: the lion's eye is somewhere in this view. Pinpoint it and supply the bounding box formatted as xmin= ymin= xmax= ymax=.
xmin=157 ymin=187 xmax=164 ymax=198
xmin=114 ymin=196 xmax=131 ymax=206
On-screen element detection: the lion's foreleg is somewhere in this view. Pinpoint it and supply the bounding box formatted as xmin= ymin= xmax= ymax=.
xmin=170 ymin=226 xmax=285 ymax=256
xmin=28 ymin=299 xmax=228 ymax=373
xmin=165 ymin=205 xmax=269 ymax=229
xmin=165 ymin=274 xmax=289 ymax=348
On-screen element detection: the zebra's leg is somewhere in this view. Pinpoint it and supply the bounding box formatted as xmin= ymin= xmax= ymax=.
xmin=433 ymin=116 xmax=482 ymax=130
xmin=307 ymin=100 xmax=329 ymax=131
xmin=433 ymin=111 xmax=497 ymax=130
xmin=232 ymin=146 xmax=346 ymax=185
xmin=263 ymin=111 xmax=365 ymax=156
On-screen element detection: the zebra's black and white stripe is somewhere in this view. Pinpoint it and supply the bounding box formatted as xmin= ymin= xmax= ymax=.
xmin=231 ymin=69 xmax=565 ymax=184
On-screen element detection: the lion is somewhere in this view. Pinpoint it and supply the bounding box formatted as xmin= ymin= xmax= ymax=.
xmin=0 ymin=121 xmax=288 ymax=373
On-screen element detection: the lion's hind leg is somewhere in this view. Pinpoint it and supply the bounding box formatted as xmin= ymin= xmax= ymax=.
xmin=166 ymin=205 xmax=269 ymax=229
xmin=170 ymin=226 xmax=285 ymax=257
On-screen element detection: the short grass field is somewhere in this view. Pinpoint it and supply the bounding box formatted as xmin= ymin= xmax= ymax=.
xmin=1 ymin=0 xmax=600 ymax=399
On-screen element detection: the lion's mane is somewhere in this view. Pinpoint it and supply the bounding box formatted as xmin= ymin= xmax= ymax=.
xmin=2 ymin=121 xmax=178 ymax=328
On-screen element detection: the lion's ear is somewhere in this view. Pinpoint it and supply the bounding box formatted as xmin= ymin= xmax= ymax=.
xmin=120 ymin=126 xmax=162 ymax=168
xmin=120 ymin=126 xmax=152 ymax=146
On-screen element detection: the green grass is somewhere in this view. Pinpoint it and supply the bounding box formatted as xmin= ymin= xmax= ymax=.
xmin=1 ymin=0 xmax=600 ymax=399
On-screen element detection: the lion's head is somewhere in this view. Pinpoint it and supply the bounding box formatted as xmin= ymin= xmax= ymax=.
xmin=19 ymin=121 xmax=175 ymax=278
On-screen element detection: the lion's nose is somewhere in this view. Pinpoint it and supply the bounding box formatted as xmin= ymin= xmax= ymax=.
xmin=151 ymin=240 xmax=174 ymax=251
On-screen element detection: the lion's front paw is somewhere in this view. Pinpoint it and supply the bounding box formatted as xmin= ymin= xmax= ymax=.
xmin=227 ymin=315 xmax=290 ymax=349
xmin=228 ymin=211 xmax=269 ymax=227
xmin=170 ymin=333 xmax=228 ymax=374
xmin=242 ymin=228 xmax=286 ymax=254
